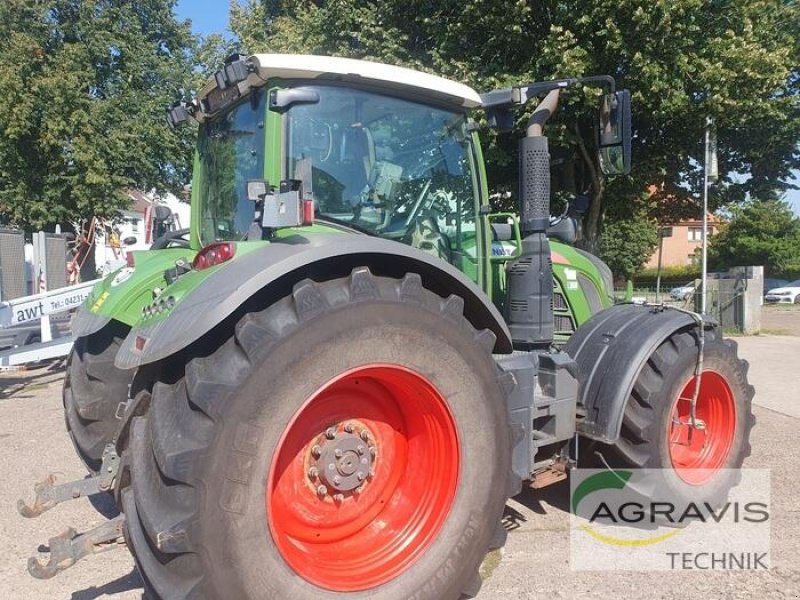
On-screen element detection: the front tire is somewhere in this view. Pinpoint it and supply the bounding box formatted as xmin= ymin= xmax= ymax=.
xmin=604 ymin=328 xmax=754 ymax=500
xmin=123 ymin=269 xmax=510 ymax=600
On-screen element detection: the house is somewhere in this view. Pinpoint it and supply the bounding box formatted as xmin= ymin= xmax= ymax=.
xmin=94 ymin=189 xmax=190 ymax=275
xmin=644 ymin=213 xmax=720 ymax=269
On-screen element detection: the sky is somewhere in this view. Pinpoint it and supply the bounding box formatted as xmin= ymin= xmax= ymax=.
xmin=174 ymin=0 xmax=231 ymax=38
xmin=172 ymin=1 xmax=800 ymax=216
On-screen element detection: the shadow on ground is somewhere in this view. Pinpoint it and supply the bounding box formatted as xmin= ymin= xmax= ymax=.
xmin=70 ymin=569 xmax=143 ymax=600
xmin=0 ymin=361 xmax=65 ymax=399
xmin=502 ymin=479 xmax=571 ymax=531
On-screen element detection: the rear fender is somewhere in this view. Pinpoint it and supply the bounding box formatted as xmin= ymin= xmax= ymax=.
xmin=114 ymin=235 xmax=512 ymax=369
xmin=564 ymin=304 xmax=708 ymax=443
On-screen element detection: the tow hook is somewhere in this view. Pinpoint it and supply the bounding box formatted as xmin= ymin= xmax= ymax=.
xmin=27 ymin=514 xmax=126 ymax=579
xmin=18 ymin=444 xmax=120 ymax=518
xmin=19 ymin=444 xmax=127 ymax=578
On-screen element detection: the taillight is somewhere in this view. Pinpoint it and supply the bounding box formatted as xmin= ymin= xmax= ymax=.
xmin=192 ymin=242 xmax=236 ymax=270
xmin=302 ymin=199 xmax=314 ymax=225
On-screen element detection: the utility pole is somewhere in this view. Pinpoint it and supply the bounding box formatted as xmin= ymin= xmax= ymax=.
xmin=701 ymin=117 xmax=718 ymax=315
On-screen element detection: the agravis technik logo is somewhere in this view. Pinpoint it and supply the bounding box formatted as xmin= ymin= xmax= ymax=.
xmin=570 ymin=468 xmax=771 ymax=571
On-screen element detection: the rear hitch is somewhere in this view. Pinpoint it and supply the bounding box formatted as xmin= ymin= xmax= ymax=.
xmin=27 ymin=514 xmax=125 ymax=579
xmin=18 ymin=445 xmax=120 ymax=518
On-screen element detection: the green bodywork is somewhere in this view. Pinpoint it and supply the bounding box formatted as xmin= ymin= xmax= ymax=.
xmin=82 ymin=74 xmax=612 ymax=339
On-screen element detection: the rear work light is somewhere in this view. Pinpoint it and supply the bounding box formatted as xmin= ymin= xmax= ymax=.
xmin=192 ymin=242 xmax=236 ymax=270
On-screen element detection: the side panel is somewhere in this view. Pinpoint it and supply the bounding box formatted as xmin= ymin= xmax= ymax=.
xmin=115 ymin=235 xmax=513 ymax=369
xmin=564 ymin=304 xmax=701 ymax=443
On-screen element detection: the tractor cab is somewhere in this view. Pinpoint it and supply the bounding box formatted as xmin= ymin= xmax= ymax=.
xmin=184 ymin=54 xmax=485 ymax=279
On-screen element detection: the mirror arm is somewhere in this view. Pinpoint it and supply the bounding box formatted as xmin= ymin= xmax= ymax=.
xmin=579 ymin=75 xmax=616 ymax=93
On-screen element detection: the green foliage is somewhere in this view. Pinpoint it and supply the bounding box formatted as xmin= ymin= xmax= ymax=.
xmin=598 ymin=210 xmax=659 ymax=278
xmin=708 ymin=198 xmax=800 ymax=277
xmin=0 ymin=0 xmax=197 ymax=230
xmin=230 ymin=0 xmax=799 ymax=251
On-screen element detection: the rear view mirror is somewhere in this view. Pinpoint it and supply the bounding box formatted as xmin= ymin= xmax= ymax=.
xmin=598 ymin=90 xmax=631 ymax=176
xmin=269 ymin=88 xmax=320 ymax=113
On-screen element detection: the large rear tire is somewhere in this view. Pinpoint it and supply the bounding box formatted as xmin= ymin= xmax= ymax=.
xmin=122 ymin=269 xmax=510 ymax=600
xmin=64 ymin=322 xmax=134 ymax=472
xmin=603 ymin=328 xmax=754 ymax=499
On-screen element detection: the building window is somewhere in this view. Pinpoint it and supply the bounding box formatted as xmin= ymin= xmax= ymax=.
xmin=688 ymin=226 xmax=714 ymax=241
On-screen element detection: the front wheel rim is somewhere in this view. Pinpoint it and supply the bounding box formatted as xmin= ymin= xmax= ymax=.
xmin=267 ymin=364 xmax=460 ymax=591
xmin=668 ymin=371 xmax=737 ymax=485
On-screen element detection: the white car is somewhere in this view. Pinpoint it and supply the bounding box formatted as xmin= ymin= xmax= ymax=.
xmin=670 ymin=281 xmax=697 ymax=301
xmin=764 ymin=279 xmax=800 ymax=304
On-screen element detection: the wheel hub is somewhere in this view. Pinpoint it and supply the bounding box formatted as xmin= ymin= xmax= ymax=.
xmin=308 ymin=422 xmax=375 ymax=495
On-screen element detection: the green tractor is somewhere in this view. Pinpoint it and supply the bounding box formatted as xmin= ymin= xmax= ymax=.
xmin=22 ymin=55 xmax=752 ymax=599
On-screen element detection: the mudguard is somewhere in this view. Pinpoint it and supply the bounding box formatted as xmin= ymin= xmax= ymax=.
xmin=564 ymin=303 xmax=708 ymax=444
xmin=115 ymin=234 xmax=512 ymax=369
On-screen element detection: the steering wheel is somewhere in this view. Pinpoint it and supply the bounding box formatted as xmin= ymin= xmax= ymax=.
xmin=150 ymin=228 xmax=191 ymax=250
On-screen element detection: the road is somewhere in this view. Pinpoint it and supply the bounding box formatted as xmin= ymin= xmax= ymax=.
xmin=0 ymin=334 xmax=798 ymax=600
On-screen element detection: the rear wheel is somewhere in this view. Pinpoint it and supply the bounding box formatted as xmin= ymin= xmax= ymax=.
xmin=63 ymin=321 xmax=134 ymax=472
xmin=122 ymin=269 xmax=510 ymax=600
xmin=605 ymin=328 xmax=754 ymax=499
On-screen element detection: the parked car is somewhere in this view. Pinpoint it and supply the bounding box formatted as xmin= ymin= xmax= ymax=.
xmin=670 ymin=281 xmax=697 ymax=301
xmin=763 ymin=278 xmax=788 ymax=297
xmin=764 ymin=279 xmax=800 ymax=304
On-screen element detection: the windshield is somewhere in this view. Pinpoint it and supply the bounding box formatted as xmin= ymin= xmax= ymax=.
xmin=286 ymin=85 xmax=479 ymax=265
xmin=197 ymin=89 xmax=266 ymax=243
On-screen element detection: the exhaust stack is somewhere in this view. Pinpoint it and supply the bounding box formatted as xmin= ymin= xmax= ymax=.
xmin=505 ymin=90 xmax=559 ymax=351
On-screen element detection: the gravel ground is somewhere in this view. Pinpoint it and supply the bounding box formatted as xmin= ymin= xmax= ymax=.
xmin=762 ymin=304 xmax=800 ymax=336
xmin=1 ymin=330 xmax=798 ymax=600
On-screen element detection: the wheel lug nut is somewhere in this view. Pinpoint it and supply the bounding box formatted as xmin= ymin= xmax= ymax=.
xmin=325 ymin=427 xmax=336 ymax=440
xmin=360 ymin=430 xmax=370 ymax=442
xmin=357 ymin=472 xmax=365 ymax=481
xmin=311 ymin=445 xmax=321 ymax=458
xmin=344 ymin=423 xmax=354 ymax=433
xmin=333 ymin=493 xmax=344 ymax=503
xmin=308 ymin=467 xmax=319 ymax=480
xmin=334 ymin=449 xmax=343 ymax=458
xmin=316 ymin=485 xmax=328 ymax=497
xmin=333 ymin=476 xmax=341 ymax=485
xmin=328 ymin=463 xmax=335 ymax=471
xmin=356 ymin=445 xmax=365 ymax=455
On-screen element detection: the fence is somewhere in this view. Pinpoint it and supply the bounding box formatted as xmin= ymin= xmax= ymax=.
xmin=619 ymin=266 xmax=763 ymax=334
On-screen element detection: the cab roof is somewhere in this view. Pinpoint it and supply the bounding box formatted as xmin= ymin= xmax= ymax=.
xmin=196 ymin=54 xmax=482 ymax=119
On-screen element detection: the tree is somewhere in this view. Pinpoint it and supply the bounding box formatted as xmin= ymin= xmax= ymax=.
xmin=0 ymin=0 xmax=197 ymax=231
xmin=598 ymin=207 xmax=659 ymax=279
xmin=708 ymin=199 xmax=800 ymax=276
xmin=230 ymin=0 xmax=799 ymax=252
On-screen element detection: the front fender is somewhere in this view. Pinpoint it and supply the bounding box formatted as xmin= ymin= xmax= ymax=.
xmin=115 ymin=235 xmax=512 ymax=369
xmin=72 ymin=248 xmax=194 ymax=338
xmin=564 ymin=304 xmax=708 ymax=443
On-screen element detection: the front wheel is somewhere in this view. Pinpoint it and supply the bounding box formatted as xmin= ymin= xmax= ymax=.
xmin=122 ymin=268 xmax=510 ymax=600
xmin=603 ymin=328 xmax=754 ymax=500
